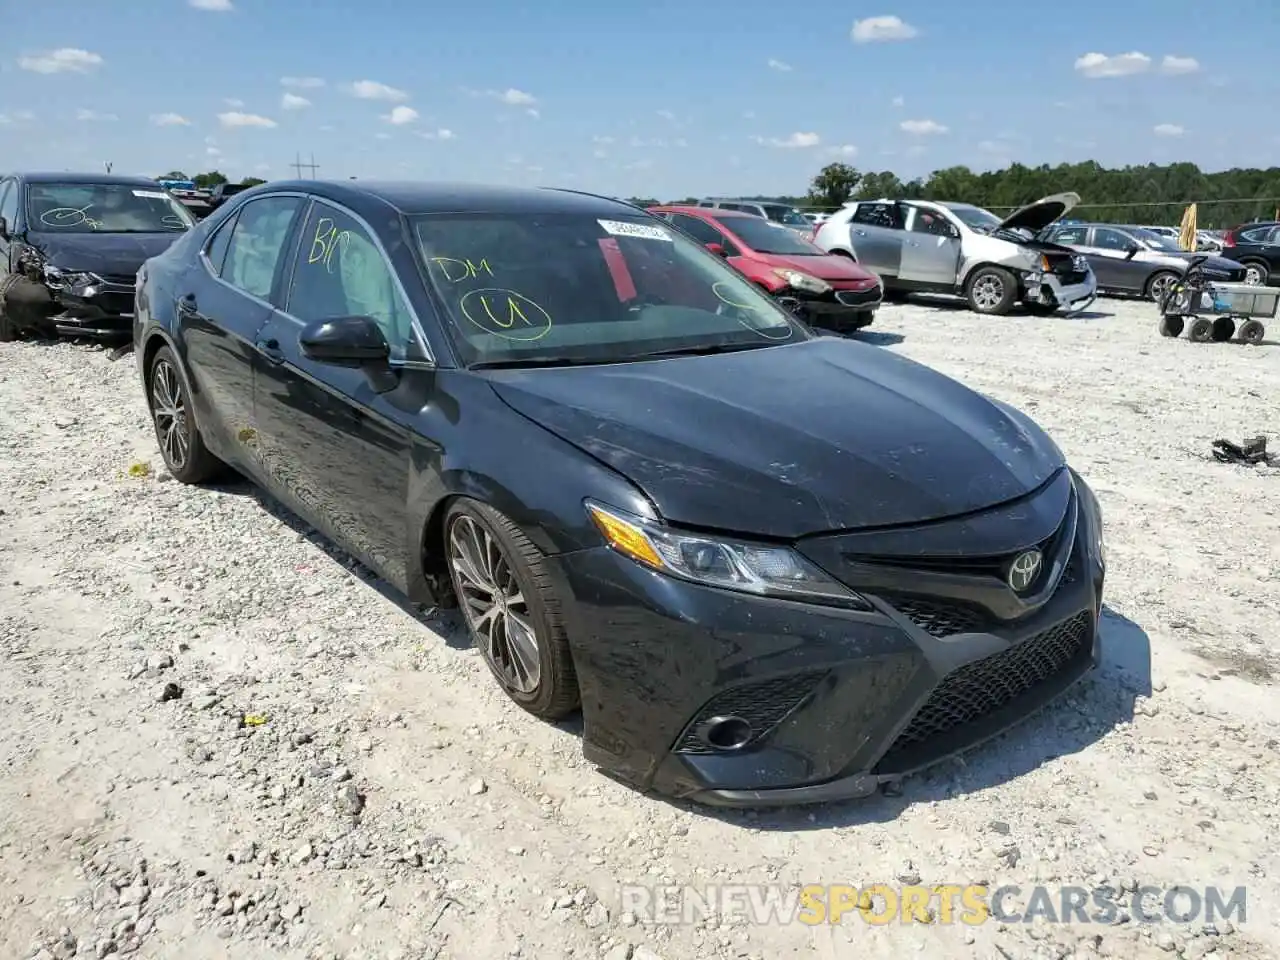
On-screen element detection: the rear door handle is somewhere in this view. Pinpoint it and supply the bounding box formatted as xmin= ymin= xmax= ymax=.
xmin=256 ymin=337 xmax=284 ymax=364
xmin=853 ymin=229 xmax=868 ymax=236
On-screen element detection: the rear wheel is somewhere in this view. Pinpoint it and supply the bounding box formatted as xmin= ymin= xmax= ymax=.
xmin=1188 ymin=317 xmax=1214 ymax=343
xmin=445 ymin=499 xmax=580 ymax=720
xmin=1242 ymin=262 xmax=1269 ymax=285
xmin=1211 ymin=317 xmax=1236 ymax=342
xmin=1238 ymin=319 xmax=1265 ymax=345
xmin=146 ymin=345 xmax=224 ymax=484
xmin=1158 ymin=316 xmax=1185 ymax=338
xmin=966 ymin=266 xmax=1017 ymax=315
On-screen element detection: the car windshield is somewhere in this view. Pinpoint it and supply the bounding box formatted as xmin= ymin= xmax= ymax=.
xmin=947 ymin=205 xmax=1003 ymax=232
xmin=762 ymin=206 xmax=811 ymax=227
xmin=1136 ymin=230 xmax=1183 ymax=252
xmin=412 ymin=212 xmax=809 ymax=367
xmin=27 ymin=182 xmax=195 ymax=233
xmin=716 ymin=215 xmax=826 ymax=254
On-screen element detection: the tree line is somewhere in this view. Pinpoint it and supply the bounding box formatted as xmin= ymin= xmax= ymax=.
xmin=629 ymin=161 xmax=1280 ymax=229
xmin=159 ymin=170 xmax=265 ymax=189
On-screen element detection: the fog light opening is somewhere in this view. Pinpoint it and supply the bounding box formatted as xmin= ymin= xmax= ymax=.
xmin=700 ymin=715 xmax=754 ymax=751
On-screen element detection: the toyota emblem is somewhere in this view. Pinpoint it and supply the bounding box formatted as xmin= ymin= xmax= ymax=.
xmin=1007 ymin=549 xmax=1043 ymax=592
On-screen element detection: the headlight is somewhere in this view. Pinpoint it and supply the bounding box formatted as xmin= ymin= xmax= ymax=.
xmin=771 ymin=268 xmax=831 ymax=295
xmin=585 ymin=501 xmax=870 ymax=609
xmin=1077 ymin=478 xmax=1106 ymax=570
xmin=43 ymin=265 xmax=102 ymax=291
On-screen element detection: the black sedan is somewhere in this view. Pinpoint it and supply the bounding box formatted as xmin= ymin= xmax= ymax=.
xmin=1039 ymin=222 xmax=1245 ymax=301
xmin=133 ymin=179 xmax=1107 ymax=807
xmin=0 ymin=172 xmax=195 ymax=340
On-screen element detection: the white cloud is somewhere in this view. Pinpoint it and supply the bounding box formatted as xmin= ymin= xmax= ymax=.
xmin=526 ymin=108 xmax=540 ymax=119
xmin=498 ymin=88 xmax=536 ymax=105
xmin=851 ymin=15 xmax=918 ymax=43
xmin=754 ymin=131 xmax=820 ymax=148
xmin=0 ymin=111 xmax=34 ymax=123
xmin=420 ymin=128 xmax=456 ymax=140
xmin=891 ymin=95 xmax=905 ymax=107
xmin=189 ymin=0 xmax=233 ymax=10
xmin=828 ymin=144 xmax=858 ymax=157
xmin=900 ymin=118 xmax=948 ymax=135
xmin=206 ymin=145 xmax=222 ymax=156
xmin=281 ymin=76 xmax=325 ymax=89
xmin=767 ymin=58 xmax=792 ymax=72
xmin=281 ymin=93 xmax=311 ymax=110
xmin=592 ymin=135 xmax=615 ymax=145
xmin=18 ymin=47 xmax=103 ymax=74
xmin=76 ymin=109 xmax=117 ymax=121
xmin=656 ymin=109 xmax=676 ymax=121
xmin=348 ymin=80 xmax=409 ymax=101
xmin=1160 ymin=55 xmax=1200 ymax=75
xmin=384 ymin=105 xmax=418 ymax=125
xmin=218 ymin=111 xmax=278 ymax=128
xmin=1073 ymin=51 xmax=1152 ymax=78
xmin=151 ymin=112 xmax=191 ymax=126
xmin=1153 ymin=123 xmax=1185 ymax=136
xmin=224 ymin=98 xmax=244 ymax=108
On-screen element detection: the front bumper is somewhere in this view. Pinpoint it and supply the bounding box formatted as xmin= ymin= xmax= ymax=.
xmin=1025 ymin=270 xmax=1098 ymax=316
xmin=788 ymin=284 xmax=882 ymax=330
xmin=554 ymin=472 xmax=1104 ymax=807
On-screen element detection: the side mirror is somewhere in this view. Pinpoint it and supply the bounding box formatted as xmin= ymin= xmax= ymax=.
xmin=1124 ymin=244 xmax=1140 ymax=259
xmin=299 ymin=315 xmax=390 ymax=367
xmin=705 ymin=242 xmax=727 ymax=257
xmin=0 ymin=216 xmax=9 ymax=241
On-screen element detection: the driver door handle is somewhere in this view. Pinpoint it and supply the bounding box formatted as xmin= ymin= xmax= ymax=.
xmin=256 ymin=337 xmax=284 ymax=364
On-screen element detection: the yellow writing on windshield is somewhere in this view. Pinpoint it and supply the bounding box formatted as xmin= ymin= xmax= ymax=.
xmin=459 ymin=287 xmax=552 ymax=341
xmin=431 ymin=256 xmax=494 ymax=283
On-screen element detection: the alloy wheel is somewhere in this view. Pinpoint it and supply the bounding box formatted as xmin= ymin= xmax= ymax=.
xmin=1148 ymin=273 xmax=1177 ymax=303
xmin=150 ymin=359 xmax=190 ymax=471
xmin=972 ymin=275 xmax=1004 ymax=311
xmin=1244 ymin=265 xmax=1266 ymax=285
xmin=448 ymin=514 xmax=540 ymax=693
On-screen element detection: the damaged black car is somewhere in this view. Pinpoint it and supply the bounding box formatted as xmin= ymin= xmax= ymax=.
xmin=0 ymin=173 xmax=195 ymax=341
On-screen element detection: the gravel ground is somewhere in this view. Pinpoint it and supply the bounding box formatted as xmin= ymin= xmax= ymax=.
xmin=2 ymin=296 xmax=1278 ymax=960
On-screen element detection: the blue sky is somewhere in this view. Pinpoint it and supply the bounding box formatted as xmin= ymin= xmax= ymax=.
xmin=1 ymin=0 xmax=1276 ymax=199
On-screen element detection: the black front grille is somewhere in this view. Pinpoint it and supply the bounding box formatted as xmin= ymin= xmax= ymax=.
xmin=882 ymin=595 xmax=988 ymax=638
xmin=834 ymin=288 xmax=879 ymax=307
xmin=875 ymin=611 xmax=1093 ymax=772
xmin=674 ymin=671 xmax=827 ymax=754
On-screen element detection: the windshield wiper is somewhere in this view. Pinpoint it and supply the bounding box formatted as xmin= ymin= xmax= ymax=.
xmin=637 ymin=341 xmax=780 ymax=359
xmin=468 ymin=355 xmax=621 ymax=370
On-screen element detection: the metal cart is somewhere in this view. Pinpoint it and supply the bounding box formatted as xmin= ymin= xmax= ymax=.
xmin=1157 ymin=255 xmax=1276 ymax=344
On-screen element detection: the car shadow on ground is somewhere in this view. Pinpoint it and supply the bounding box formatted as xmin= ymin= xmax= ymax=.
xmin=899 ymin=294 xmax=1115 ymax=320
xmin=675 ymin=605 xmax=1152 ymax=831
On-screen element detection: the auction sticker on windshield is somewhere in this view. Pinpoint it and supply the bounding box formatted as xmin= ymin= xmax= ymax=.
xmin=132 ymin=190 xmax=172 ymax=200
xmin=598 ymin=219 xmax=672 ymax=241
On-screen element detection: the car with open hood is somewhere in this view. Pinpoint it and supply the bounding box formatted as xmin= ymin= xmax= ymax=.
xmin=0 ymin=172 xmax=196 ymax=340
xmin=133 ymin=179 xmax=1106 ymax=807
xmin=648 ymin=204 xmax=882 ymax=332
xmin=1038 ymin=222 xmax=1246 ymax=301
xmin=813 ymin=193 xmax=1097 ymax=316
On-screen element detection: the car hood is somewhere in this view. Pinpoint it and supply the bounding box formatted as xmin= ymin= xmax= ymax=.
xmin=764 ymin=253 xmax=879 ymax=282
xmin=25 ymin=230 xmax=185 ymax=276
xmin=1161 ymin=251 xmax=1243 ymax=273
xmin=997 ymin=193 xmax=1080 ymax=233
xmin=486 ymin=338 xmax=1065 ymax=539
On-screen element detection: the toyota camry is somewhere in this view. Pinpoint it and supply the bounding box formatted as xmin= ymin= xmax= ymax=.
xmin=133 ymin=179 xmax=1106 ymax=807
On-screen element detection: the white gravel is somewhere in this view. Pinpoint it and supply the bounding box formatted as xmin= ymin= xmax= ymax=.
xmin=2 ymin=296 xmax=1279 ymax=960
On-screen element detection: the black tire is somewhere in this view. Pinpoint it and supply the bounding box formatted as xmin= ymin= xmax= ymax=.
xmin=1188 ymin=317 xmax=1214 ymax=343
xmin=0 ymin=274 xmax=22 ymax=342
xmin=1241 ymin=261 xmax=1269 ymax=286
xmin=966 ymin=266 xmax=1017 ymax=315
xmin=145 ymin=345 xmax=225 ymax=484
xmin=444 ymin=498 xmax=580 ymax=720
xmin=1145 ymin=271 xmax=1180 ymax=304
xmin=1158 ymin=316 xmax=1185 ymax=338
xmin=1238 ymin=319 xmax=1265 ymax=345
xmin=1022 ymin=302 xmax=1059 ymax=317
xmin=1211 ymin=317 xmax=1236 ymax=342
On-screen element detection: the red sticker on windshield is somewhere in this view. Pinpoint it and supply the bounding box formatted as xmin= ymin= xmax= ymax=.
xmin=598 ymin=238 xmax=638 ymax=302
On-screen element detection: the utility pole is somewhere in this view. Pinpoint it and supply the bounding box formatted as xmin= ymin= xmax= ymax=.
xmin=290 ymin=152 xmax=320 ymax=179
xmin=104 ymin=161 xmax=113 ymax=174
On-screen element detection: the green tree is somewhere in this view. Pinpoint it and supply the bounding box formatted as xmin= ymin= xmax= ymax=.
xmin=807 ymin=163 xmax=861 ymax=208
xmin=159 ymin=170 xmax=188 ymax=181
xmin=192 ymin=170 xmax=229 ymax=190
xmin=240 ymin=177 xmax=267 ymax=187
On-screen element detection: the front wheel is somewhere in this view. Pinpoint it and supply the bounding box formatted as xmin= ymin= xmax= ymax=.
xmin=1145 ymin=271 xmax=1179 ymax=304
xmin=966 ymin=266 xmax=1017 ymax=315
xmin=445 ymin=499 xmax=580 ymax=720
xmin=1242 ymin=262 xmax=1269 ymax=286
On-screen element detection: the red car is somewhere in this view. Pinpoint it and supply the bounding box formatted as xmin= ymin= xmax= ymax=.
xmin=647 ymin=205 xmax=883 ymax=332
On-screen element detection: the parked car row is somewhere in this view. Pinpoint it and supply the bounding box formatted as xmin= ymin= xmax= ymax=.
xmin=2 ymin=170 xmax=1109 ymax=807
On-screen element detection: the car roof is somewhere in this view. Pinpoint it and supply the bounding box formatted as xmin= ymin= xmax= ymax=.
xmin=652 ymin=204 xmax=755 ymax=219
xmin=16 ymin=172 xmax=162 ymax=187
xmin=265 ymin=180 xmax=644 ymax=218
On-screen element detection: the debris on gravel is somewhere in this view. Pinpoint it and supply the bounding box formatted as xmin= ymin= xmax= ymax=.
xmin=2 ymin=299 xmax=1278 ymax=959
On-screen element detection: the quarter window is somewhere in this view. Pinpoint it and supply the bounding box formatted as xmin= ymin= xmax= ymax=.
xmin=222 ymin=196 xmax=303 ymax=300
xmin=851 ymin=203 xmax=904 ymax=230
xmin=286 ymin=201 xmax=416 ymax=360
xmin=204 ymin=212 xmax=239 ymax=276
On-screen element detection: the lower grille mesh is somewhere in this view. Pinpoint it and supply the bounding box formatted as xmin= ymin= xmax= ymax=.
xmin=675 ymin=671 xmax=827 ymax=754
xmin=883 ymin=596 xmax=988 ymax=638
xmin=876 ymin=611 xmax=1093 ymax=770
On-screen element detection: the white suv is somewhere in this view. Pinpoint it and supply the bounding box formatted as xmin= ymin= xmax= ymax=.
xmin=812 ymin=194 xmax=1097 ymax=316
